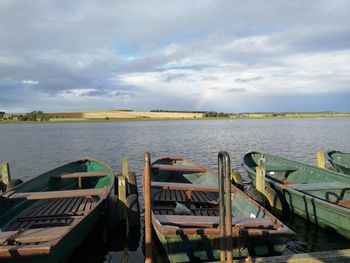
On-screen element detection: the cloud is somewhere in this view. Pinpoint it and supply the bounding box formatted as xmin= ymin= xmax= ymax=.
xmin=22 ymin=80 xmax=39 ymax=85
xmin=0 ymin=0 xmax=349 ymax=112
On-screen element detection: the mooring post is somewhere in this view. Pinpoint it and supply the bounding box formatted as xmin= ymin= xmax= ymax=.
xmin=224 ymin=152 xmax=233 ymax=263
xmin=144 ymin=152 xmax=152 ymax=263
xmin=0 ymin=162 xmax=11 ymax=192
xmin=218 ymin=151 xmax=233 ymax=263
xmin=218 ymin=153 xmax=226 ymax=262
xmin=316 ymin=151 xmax=326 ymax=169
xmin=118 ymin=158 xmax=128 ymax=221
xmin=122 ymin=157 xmax=129 ymax=177
xmin=256 ymin=155 xmax=266 ymax=195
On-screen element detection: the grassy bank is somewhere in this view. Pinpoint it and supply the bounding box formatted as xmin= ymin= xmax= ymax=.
xmin=1 ymin=112 xmax=349 ymax=124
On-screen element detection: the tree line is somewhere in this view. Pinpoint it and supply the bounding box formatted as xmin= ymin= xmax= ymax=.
xmin=0 ymin=111 xmax=49 ymax=121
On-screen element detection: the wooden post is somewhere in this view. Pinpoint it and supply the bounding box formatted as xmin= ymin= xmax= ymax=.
xmin=0 ymin=162 xmax=11 ymax=192
xmin=256 ymin=166 xmax=266 ymax=195
xmin=316 ymin=151 xmax=326 ymax=169
xmin=117 ymin=157 xmax=129 ymax=221
xmin=118 ymin=175 xmax=127 ymax=220
xmin=218 ymin=151 xmax=233 ymax=263
xmin=218 ymin=154 xmax=226 ymax=262
xmin=224 ymin=154 xmax=233 ymax=263
xmin=122 ymin=157 xmax=128 ymax=177
xmin=144 ymin=152 xmax=152 ymax=263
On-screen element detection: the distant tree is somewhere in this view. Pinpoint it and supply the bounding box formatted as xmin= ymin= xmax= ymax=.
xmin=18 ymin=110 xmax=48 ymax=121
xmin=0 ymin=112 xmax=5 ymax=119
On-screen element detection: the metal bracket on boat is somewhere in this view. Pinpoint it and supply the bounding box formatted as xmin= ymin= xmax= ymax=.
xmin=218 ymin=151 xmax=233 ymax=263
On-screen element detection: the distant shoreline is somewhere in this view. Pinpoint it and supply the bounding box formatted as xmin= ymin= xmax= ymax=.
xmin=1 ymin=112 xmax=349 ymax=124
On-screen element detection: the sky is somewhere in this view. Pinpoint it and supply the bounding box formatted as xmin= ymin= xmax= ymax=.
xmin=0 ymin=0 xmax=349 ymax=113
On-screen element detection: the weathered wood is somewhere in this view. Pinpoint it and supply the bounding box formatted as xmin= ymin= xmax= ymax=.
xmin=8 ymin=187 xmax=107 ymax=200
xmin=151 ymin=164 xmax=206 ymax=173
xmin=0 ymin=227 xmax=69 ymax=244
xmin=0 ymin=244 xmax=52 ymax=257
xmin=122 ymin=157 xmax=128 ymax=176
xmin=0 ymin=162 xmax=11 ymax=192
xmin=144 ymin=152 xmax=152 ymax=263
xmin=53 ymin=171 xmax=108 ymax=179
xmin=316 ymin=150 xmax=326 ymax=169
xmin=256 ymin=165 xmax=266 ymax=195
xmin=151 ymin=181 xmax=219 ymax=192
xmin=117 ymin=175 xmax=127 ymax=220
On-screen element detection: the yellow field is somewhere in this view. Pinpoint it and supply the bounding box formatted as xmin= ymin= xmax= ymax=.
xmin=81 ymin=111 xmax=203 ymax=119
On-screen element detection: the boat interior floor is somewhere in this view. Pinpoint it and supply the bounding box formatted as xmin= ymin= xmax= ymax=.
xmin=152 ymin=188 xmax=219 ymax=216
xmin=7 ymin=197 xmax=96 ymax=231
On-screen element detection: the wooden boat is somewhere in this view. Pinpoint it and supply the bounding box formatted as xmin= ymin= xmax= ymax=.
xmin=242 ymin=151 xmax=350 ymax=239
xmin=327 ymin=150 xmax=350 ymax=175
xmin=0 ymin=158 xmax=114 ymax=263
xmin=145 ymin=155 xmax=294 ymax=262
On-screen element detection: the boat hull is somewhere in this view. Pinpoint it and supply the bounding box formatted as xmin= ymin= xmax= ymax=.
xmin=154 ymin=226 xmax=288 ymax=262
xmin=243 ymin=152 xmax=350 ymax=239
xmin=327 ymin=151 xmax=350 ymax=175
xmin=0 ymin=159 xmax=114 ymax=263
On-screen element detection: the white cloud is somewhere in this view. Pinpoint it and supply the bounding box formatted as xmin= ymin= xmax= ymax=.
xmin=22 ymin=80 xmax=39 ymax=85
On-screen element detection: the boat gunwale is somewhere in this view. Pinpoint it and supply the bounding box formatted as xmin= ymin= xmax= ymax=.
xmin=242 ymin=150 xmax=349 ymax=178
xmin=0 ymin=157 xmax=114 ymax=196
xmin=327 ymin=150 xmax=350 ymax=170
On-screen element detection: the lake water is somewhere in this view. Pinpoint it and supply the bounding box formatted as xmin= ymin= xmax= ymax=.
xmin=1 ymin=118 xmax=350 ymax=262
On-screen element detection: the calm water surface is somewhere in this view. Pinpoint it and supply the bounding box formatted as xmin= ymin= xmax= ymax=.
xmin=1 ymin=118 xmax=350 ymax=262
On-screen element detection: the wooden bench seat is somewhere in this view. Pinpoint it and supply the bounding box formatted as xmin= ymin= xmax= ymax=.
xmin=151 ymin=182 xmax=218 ymax=192
xmin=53 ymin=171 xmax=108 ymax=179
xmin=0 ymin=227 xmax=69 ymax=245
xmin=151 ymin=164 xmax=206 ymax=173
xmin=154 ymin=214 xmax=276 ymax=229
xmin=8 ymin=196 xmax=96 ymax=231
xmin=8 ymin=187 xmax=107 ymax=200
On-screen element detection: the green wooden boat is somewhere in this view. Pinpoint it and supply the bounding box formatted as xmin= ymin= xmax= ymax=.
xmin=242 ymin=151 xmax=350 ymax=239
xmin=147 ymin=155 xmax=294 ymax=262
xmin=327 ymin=150 xmax=350 ymax=175
xmin=0 ymin=158 xmax=114 ymax=263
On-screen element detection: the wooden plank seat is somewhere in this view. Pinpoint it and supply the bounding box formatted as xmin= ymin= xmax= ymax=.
xmin=0 ymin=227 xmax=70 ymax=245
xmin=7 ymin=187 xmax=107 ymax=200
xmin=53 ymin=171 xmax=108 ymax=179
xmin=153 ymin=206 xmax=219 ymax=216
xmin=8 ymin=196 xmax=96 ymax=231
xmin=52 ymin=171 xmax=108 ymax=188
xmin=151 ymin=182 xmax=219 ymax=192
xmin=153 ymin=187 xmax=217 ymax=204
xmin=264 ymin=164 xmax=298 ymax=172
xmin=153 ymin=187 xmax=219 ymax=216
xmin=337 ymin=200 xmax=350 ymax=208
xmin=151 ymin=164 xmax=207 ymax=173
xmin=155 ymin=215 xmax=277 ymax=229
